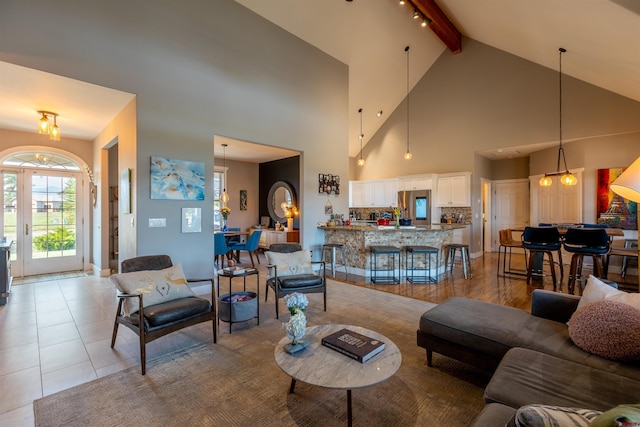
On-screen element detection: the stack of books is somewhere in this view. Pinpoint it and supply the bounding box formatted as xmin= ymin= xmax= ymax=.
xmin=321 ymin=328 xmax=385 ymax=363
xmin=221 ymin=267 xmax=256 ymax=275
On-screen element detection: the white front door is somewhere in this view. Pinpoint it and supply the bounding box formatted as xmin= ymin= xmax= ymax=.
xmin=2 ymin=169 xmax=83 ymax=277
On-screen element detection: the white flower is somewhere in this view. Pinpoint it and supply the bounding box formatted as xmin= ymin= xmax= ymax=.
xmin=283 ymin=310 xmax=306 ymax=342
xmin=284 ymin=292 xmax=308 ymax=311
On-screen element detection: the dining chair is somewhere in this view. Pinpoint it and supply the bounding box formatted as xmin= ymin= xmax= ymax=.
xmin=563 ymin=228 xmax=610 ymax=294
xmin=214 ymin=232 xmax=231 ymax=268
xmin=230 ymin=229 xmax=262 ymax=267
xmin=225 ymin=227 xmax=242 ymax=245
xmin=521 ymin=226 xmax=563 ymax=290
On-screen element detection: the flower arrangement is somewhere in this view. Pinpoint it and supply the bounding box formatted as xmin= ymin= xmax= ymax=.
xmin=220 ymin=206 xmax=231 ymax=220
xmin=284 ymin=292 xmax=308 ymax=315
xmin=282 ymin=292 xmax=308 ymax=345
xmin=391 ymin=204 xmax=403 ymax=219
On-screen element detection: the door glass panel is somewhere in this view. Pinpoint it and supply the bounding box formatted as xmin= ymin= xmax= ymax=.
xmin=31 ymin=174 xmax=77 ymax=259
xmin=3 ymin=173 xmax=18 ymax=261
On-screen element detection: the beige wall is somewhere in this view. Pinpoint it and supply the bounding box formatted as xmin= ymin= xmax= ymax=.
xmin=219 ymin=158 xmax=260 ymax=233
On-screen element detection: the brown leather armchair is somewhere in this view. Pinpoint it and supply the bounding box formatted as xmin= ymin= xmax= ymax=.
xmin=110 ymin=255 xmax=216 ymax=374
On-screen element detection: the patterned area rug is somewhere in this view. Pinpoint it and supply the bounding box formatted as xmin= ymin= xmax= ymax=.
xmin=33 ymin=280 xmax=490 ymax=426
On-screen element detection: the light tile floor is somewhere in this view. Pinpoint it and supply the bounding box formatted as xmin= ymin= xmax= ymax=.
xmin=0 ymin=274 xmax=216 ymax=427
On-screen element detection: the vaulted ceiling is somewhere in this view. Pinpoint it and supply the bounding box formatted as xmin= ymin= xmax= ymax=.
xmin=1 ymin=1 xmax=638 ymax=163
xmin=235 ymin=0 xmax=640 ymax=159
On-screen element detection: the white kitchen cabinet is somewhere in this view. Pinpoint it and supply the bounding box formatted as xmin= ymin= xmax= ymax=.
xmin=349 ymin=179 xmax=398 ymax=207
xmin=398 ymin=174 xmax=432 ymax=191
xmin=435 ymin=172 xmax=471 ymax=207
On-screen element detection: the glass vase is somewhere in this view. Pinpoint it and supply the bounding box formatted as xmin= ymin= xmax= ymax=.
xmin=222 ymin=219 xmax=228 ymax=232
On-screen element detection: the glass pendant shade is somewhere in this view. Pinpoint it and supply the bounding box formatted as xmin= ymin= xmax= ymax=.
xmin=560 ymin=172 xmax=577 ymax=186
xmin=221 ymin=190 xmax=230 ymax=204
xmin=404 ymin=151 xmax=413 ymax=160
xmin=539 ymin=176 xmax=553 ymax=187
xmin=49 ymin=117 xmax=60 ymax=141
xmin=38 ymin=113 xmax=50 ymax=134
xmin=357 ymin=158 xmax=365 ymax=166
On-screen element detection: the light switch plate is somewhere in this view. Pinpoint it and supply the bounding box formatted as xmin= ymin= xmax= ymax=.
xmin=149 ymin=218 xmax=166 ymax=227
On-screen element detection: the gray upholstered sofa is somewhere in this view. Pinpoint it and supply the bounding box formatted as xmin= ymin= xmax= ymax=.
xmin=417 ymin=288 xmax=640 ymax=426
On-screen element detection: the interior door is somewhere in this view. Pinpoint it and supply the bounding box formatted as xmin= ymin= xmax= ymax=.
xmin=493 ymin=180 xmax=530 ymax=251
xmin=23 ymin=170 xmax=83 ymax=275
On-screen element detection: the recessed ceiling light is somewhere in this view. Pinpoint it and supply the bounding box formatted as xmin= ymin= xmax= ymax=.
xmin=377 ymin=110 xmax=383 ymax=117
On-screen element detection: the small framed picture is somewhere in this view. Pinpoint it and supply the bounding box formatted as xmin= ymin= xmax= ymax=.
xmin=181 ymin=207 xmax=202 ymax=233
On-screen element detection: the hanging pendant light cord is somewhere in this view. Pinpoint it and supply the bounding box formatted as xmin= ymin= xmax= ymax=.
xmin=557 ymin=47 xmax=569 ymax=173
xmin=406 ymin=46 xmax=410 ymax=154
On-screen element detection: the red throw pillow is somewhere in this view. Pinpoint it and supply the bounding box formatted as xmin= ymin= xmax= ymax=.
xmin=568 ymin=300 xmax=640 ymax=362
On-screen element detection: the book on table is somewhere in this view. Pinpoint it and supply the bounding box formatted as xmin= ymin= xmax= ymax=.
xmin=222 ymin=267 xmax=256 ymax=275
xmin=321 ymin=328 xmax=385 ymax=363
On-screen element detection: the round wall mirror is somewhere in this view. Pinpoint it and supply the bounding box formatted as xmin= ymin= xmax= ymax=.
xmin=267 ymin=181 xmax=295 ymax=225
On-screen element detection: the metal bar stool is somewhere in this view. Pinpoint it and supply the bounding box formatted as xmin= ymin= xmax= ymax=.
xmin=321 ymin=243 xmax=348 ymax=279
xmin=404 ymin=245 xmax=439 ymax=283
xmin=369 ymin=245 xmax=401 ymax=284
xmin=444 ymin=243 xmax=472 ymax=279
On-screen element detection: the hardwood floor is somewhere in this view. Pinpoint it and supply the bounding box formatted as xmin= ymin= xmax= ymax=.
xmin=0 ymin=251 xmax=636 ymax=426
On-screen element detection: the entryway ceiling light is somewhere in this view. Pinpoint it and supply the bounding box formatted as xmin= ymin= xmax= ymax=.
xmin=37 ymin=111 xmax=61 ymax=141
xmin=539 ymin=48 xmax=576 ymax=187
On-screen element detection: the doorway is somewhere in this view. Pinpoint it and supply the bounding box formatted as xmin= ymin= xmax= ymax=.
xmin=2 ymin=151 xmax=86 ymax=277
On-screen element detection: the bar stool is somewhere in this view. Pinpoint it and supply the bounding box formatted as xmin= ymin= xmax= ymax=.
xmin=404 ymin=245 xmax=439 ymax=283
xmin=563 ymin=228 xmax=610 ymax=294
xmin=321 ymin=243 xmax=348 ymax=279
xmin=521 ymin=226 xmax=563 ymax=290
xmin=444 ymin=243 xmax=472 ymax=279
xmin=497 ymin=229 xmax=528 ymax=277
xmin=369 ymin=245 xmax=401 ymax=284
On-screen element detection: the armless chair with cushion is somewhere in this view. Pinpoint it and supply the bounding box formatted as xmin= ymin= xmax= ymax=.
xmin=230 ymin=229 xmax=262 ymax=267
xmin=110 ymin=255 xmax=216 ymax=374
xmin=264 ymin=243 xmax=326 ymax=318
xmin=497 ymin=229 xmax=528 ymax=277
xmin=521 ymin=226 xmax=564 ymax=290
xmin=563 ymin=228 xmax=610 ymax=294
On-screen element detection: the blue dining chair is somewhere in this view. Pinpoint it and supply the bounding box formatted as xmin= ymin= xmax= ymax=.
xmin=214 ymin=232 xmax=231 ymax=268
xmin=230 ymin=229 xmax=262 ymax=267
xmin=225 ymin=227 xmax=242 ymax=246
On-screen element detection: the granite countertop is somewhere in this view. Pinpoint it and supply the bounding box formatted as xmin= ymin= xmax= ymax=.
xmin=318 ymin=224 xmax=465 ymax=231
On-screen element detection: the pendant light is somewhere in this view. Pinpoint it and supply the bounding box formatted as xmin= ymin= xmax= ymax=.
xmin=37 ymin=110 xmax=61 ymax=140
xmin=357 ymin=108 xmax=365 ymax=166
xmin=539 ymin=48 xmax=577 ymax=187
xmin=403 ymin=45 xmax=412 ymax=160
xmin=220 ymin=143 xmax=230 ymax=204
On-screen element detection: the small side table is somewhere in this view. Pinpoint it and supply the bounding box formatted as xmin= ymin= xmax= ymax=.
xmin=217 ymin=268 xmax=260 ymax=334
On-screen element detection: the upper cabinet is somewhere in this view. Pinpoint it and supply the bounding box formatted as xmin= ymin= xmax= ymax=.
xmin=398 ymin=174 xmax=433 ymax=191
xmin=349 ymin=179 xmax=398 ymax=207
xmin=435 ymin=172 xmax=471 ymax=207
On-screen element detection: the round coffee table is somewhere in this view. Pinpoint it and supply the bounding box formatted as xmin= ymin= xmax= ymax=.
xmin=274 ymin=324 xmax=401 ymax=426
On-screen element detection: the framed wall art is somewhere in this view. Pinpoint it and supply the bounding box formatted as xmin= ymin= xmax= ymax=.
xmin=240 ymin=190 xmax=247 ymax=210
xmin=319 ymin=173 xmax=340 ymax=195
xmin=150 ymin=156 xmax=205 ymax=200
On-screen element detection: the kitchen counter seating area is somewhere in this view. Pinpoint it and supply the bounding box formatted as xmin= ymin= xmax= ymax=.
xmin=319 ymin=225 xmax=465 ymax=280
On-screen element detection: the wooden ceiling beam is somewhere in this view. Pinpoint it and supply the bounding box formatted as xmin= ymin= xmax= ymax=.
xmin=411 ymin=0 xmax=462 ymax=54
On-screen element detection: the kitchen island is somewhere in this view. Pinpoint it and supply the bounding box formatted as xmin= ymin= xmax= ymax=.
xmin=318 ymin=224 xmax=466 ymax=279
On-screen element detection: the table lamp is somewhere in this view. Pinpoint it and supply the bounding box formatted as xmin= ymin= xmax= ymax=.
xmin=610 ymin=156 xmax=640 ymax=288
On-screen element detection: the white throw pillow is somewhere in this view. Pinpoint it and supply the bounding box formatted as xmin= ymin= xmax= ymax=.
xmin=265 ymin=250 xmax=314 ymax=278
xmin=110 ymin=264 xmax=195 ymax=315
xmin=577 ymin=275 xmax=640 ymax=311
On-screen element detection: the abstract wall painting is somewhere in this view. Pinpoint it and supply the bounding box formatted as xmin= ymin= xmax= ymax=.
xmin=596 ymin=167 xmax=637 ymax=230
xmin=150 ymin=156 xmax=205 ymax=200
